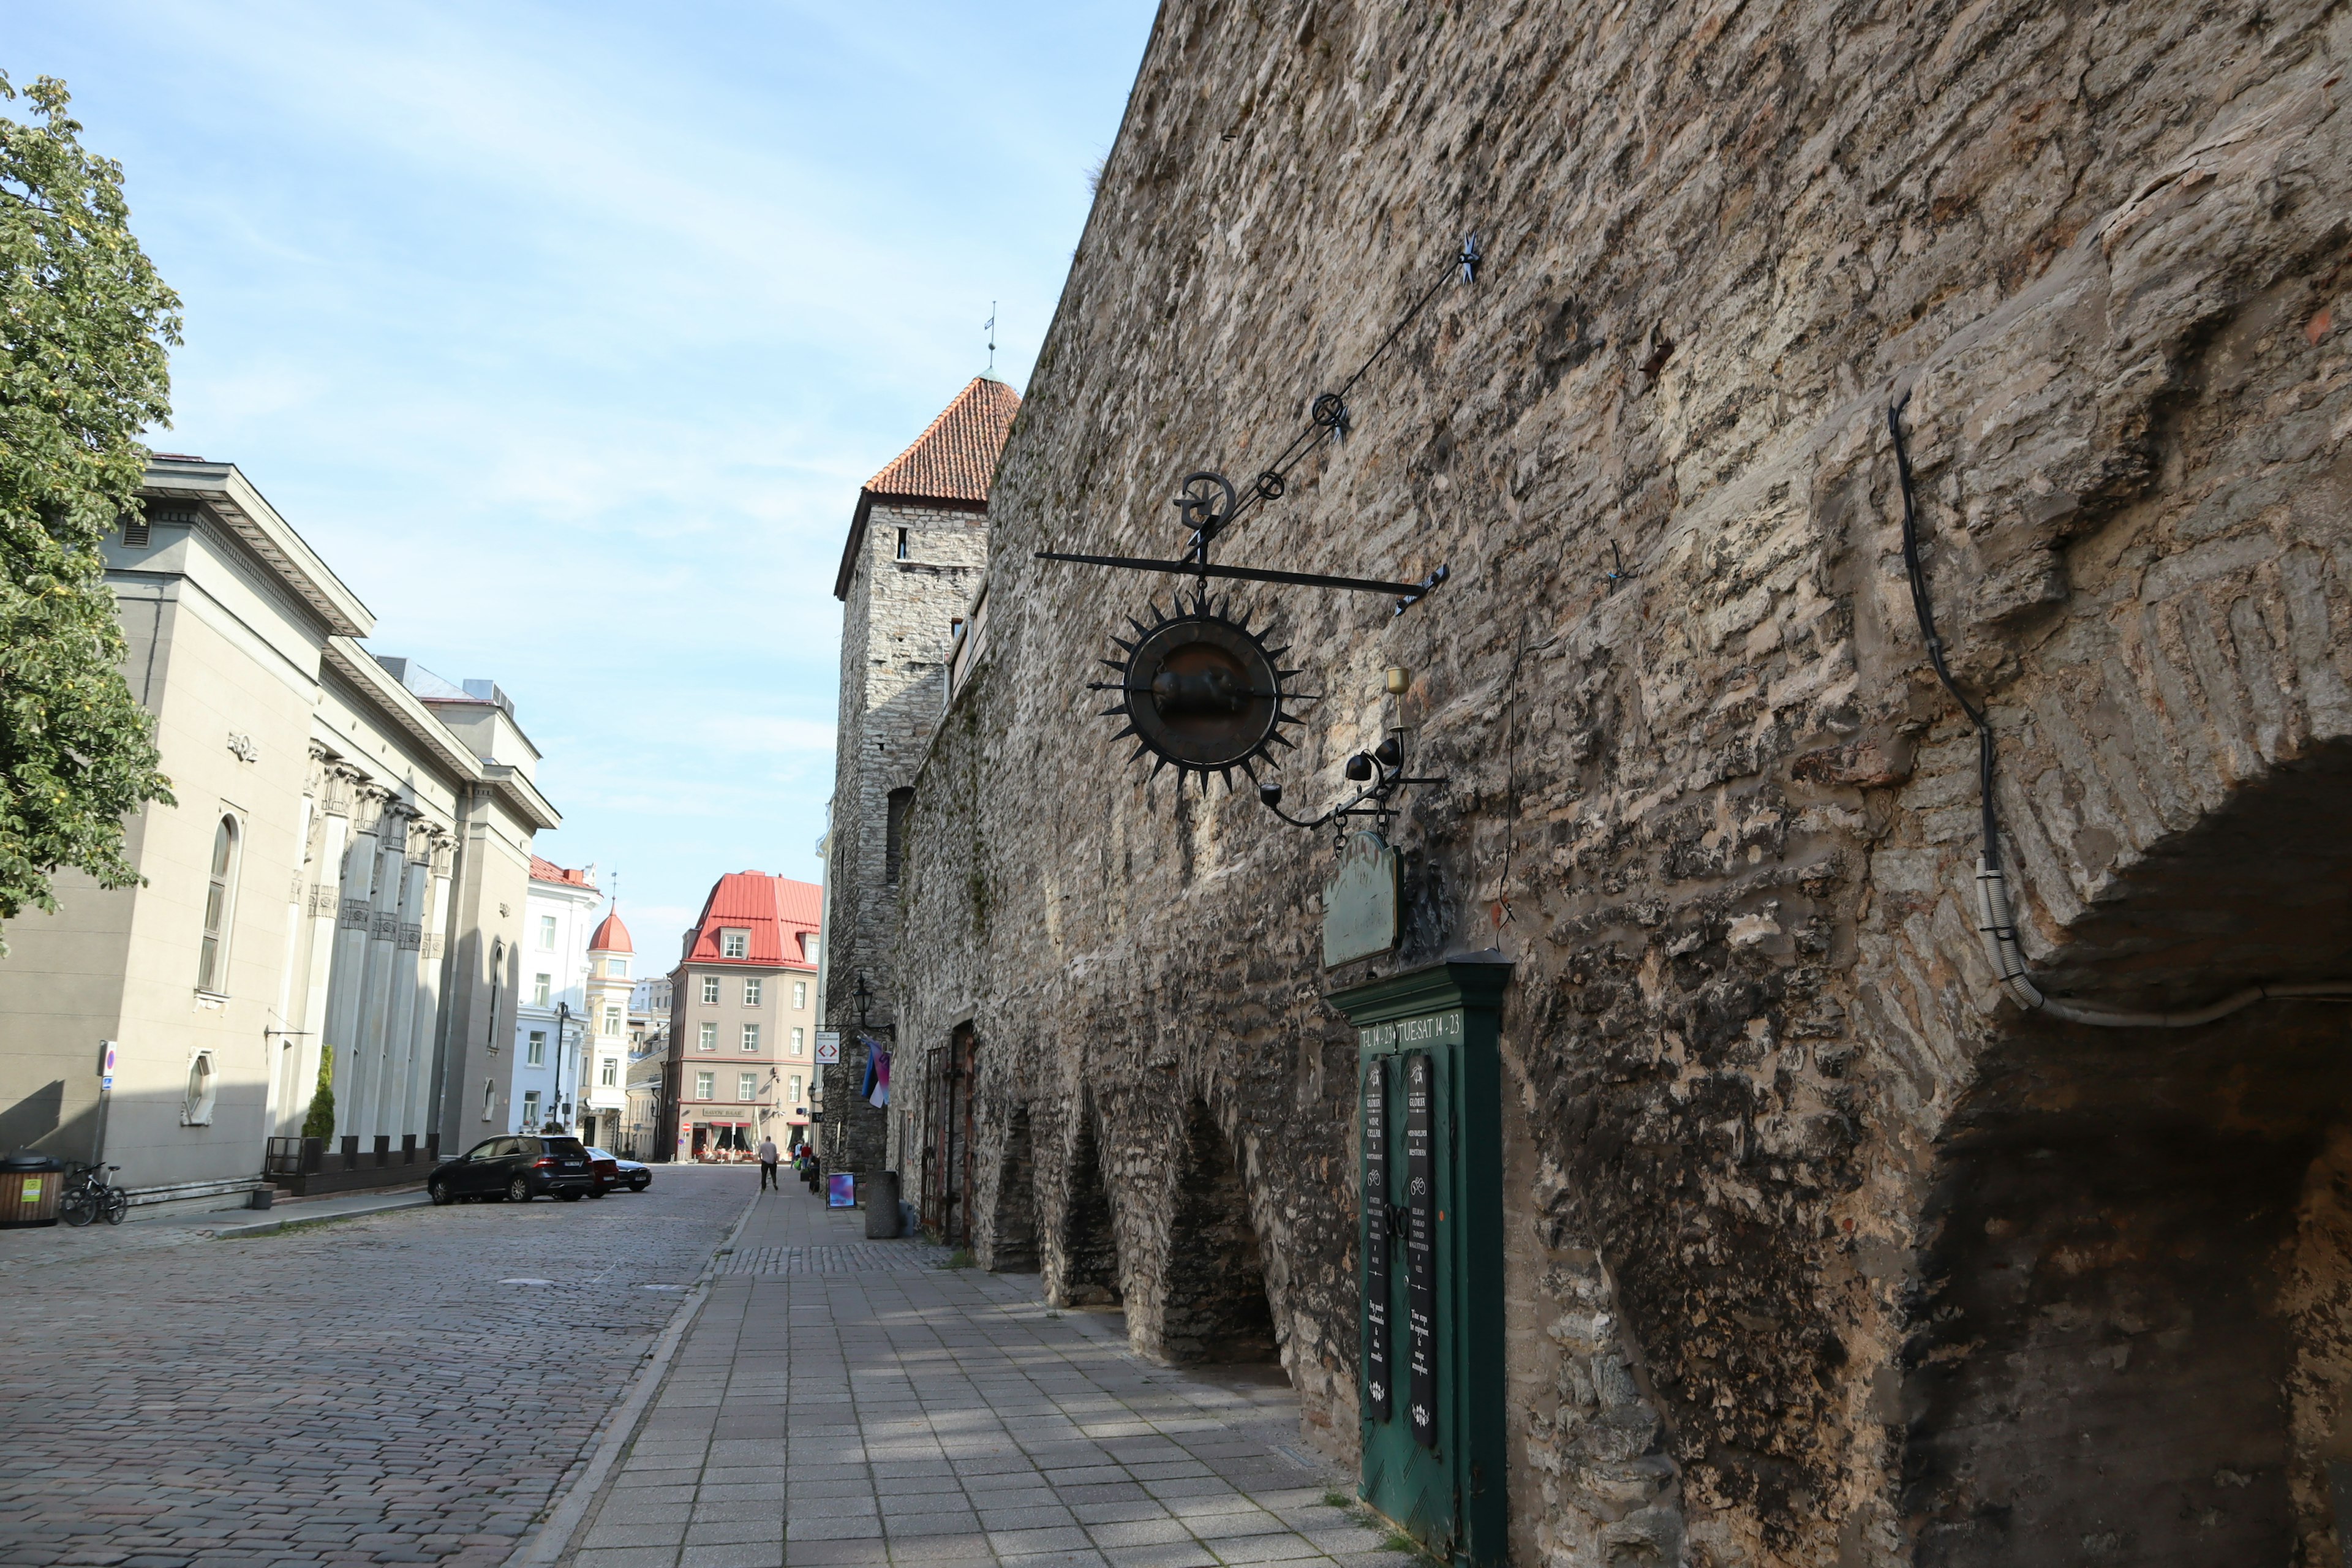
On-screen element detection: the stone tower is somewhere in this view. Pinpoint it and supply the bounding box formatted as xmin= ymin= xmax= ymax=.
xmin=822 ymin=377 xmax=1019 ymax=1184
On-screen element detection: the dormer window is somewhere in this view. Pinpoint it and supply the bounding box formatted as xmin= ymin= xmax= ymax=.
xmin=720 ymin=929 xmax=748 ymax=959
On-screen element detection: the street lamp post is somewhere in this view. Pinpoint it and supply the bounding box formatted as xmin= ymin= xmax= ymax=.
xmin=549 ymin=1001 xmax=571 ymax=1131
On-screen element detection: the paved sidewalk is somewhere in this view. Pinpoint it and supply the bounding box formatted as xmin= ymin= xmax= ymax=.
xmin=559 ymin=1191 xmax=1403 ymax=1568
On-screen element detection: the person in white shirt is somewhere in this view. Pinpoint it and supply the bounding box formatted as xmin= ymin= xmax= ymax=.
xmin=756 ymin=1136 xmax=780 ymax=1192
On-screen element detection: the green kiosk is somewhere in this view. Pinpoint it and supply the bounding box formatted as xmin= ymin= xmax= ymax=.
xmin=1328 ymin=954 xmax=1511 ymax=1568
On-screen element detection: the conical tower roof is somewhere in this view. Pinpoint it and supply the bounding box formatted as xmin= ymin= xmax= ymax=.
xmin=834 ymin=377 xmax=1020 ymax=600
xmin=587 ymin=906 xmax=632 ymax=954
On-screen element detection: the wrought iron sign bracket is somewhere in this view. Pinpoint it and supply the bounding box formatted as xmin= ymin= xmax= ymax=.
xmin=1259 ymin=729 xmax=1446 ymax=850
xmin=1040 ymin=232 xmax=1483 ymax=796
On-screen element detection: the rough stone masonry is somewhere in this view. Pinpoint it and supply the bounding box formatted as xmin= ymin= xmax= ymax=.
xmin=886 ymin=2 xmax=2352 ymax=1564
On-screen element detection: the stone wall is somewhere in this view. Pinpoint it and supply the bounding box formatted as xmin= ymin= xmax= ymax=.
xmin=822 ymin=497 xmax=987 ymax=1175
xmin=891 ymin=1 xmax=2352 ymax=1561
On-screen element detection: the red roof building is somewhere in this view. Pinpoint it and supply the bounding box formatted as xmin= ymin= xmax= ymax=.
xmin=529 ymin=855 xmax=596 ymax=889
xmin=679 ymin=872 xmax=821 ymax=970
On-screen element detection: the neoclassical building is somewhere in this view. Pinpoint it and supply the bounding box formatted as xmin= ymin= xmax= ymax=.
xmin=0 ymin=456 xmax=558 ymax=1210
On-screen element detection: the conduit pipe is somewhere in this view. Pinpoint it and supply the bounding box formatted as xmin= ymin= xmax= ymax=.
xmin=1888 ymin=393 xmax=2352 ymax=1028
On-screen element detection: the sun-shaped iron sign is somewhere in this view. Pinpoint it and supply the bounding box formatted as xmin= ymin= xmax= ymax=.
xmin=1091 ymin=589 xmax=1306 ymax=790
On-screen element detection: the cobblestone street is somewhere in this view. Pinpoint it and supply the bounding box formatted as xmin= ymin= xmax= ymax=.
xmin=0 ymin=1167 xmax=753 ymax=1568
xmin=554 ymin=1190 xmax=1401 ymax=1568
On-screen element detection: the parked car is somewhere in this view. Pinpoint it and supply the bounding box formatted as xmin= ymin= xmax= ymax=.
xmin=587 ymin=1147 xmax=651 ymax=1193
xmin=427 ymin=1135 xmax=595 ymax=1205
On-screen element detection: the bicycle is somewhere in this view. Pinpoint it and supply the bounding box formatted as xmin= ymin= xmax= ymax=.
xmin=59 ymin=1162 xmax=128 ymax=1227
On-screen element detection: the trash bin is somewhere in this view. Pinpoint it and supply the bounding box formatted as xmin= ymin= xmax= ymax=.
xmin=864 ymin=1169 xmax=902 ymax=1239
xmin=0 ymin=1151 xmax=66 ymax=1229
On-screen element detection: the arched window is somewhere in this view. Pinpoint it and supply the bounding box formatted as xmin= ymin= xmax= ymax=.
xmin=197 ymin=816 xmax=240 ymax=993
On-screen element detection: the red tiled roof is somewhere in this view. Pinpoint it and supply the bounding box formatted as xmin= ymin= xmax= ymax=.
xmin=863 ymin=377 xmax=1020 ymax=503
xmin=833 ymin=378 xmax=1019 ymax=600
xmin=680 ymin=872 xmax=822 ymax=970
xmin=529 ymin=856 xmax=596 ymax=889
xmin=589 ymin=907 xmax=633 ymax=953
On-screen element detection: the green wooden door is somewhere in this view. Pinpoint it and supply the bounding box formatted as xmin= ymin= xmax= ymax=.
xmin=1330 ymin=957 xmax=1510 ymax=1568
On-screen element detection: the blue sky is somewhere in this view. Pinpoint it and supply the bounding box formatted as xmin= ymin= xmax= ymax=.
xmin=10 ymin=1 xmax=1156 ymax=954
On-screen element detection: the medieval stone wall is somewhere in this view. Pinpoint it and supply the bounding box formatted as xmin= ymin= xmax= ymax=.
xmin=891 ymin=1 xmax=2352 ymax=1562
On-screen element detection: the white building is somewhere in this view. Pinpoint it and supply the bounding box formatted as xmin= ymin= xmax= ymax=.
xmin=508 ymin=857 xmax=600 ymax=1135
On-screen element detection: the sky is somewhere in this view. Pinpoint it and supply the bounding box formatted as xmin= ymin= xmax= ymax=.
xmin=8 ymin=0 xmax=1157 ymax=956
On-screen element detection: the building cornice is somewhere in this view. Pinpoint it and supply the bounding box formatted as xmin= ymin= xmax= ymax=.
xmin=143 ymin=459 xmax=374 ymax=638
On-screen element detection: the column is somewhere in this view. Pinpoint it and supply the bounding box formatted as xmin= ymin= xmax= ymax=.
xmin=292 ymin=764 xmax=356 ymax=1138
xmin=379 ymin=816 xmax=432 ymax=1140
xmin=323 ymin=785 xmax=386 ymax=1142
xmin=405 ymin=832 xmax=454 ymax=1142
xmin=353 ymin=801 xmax=411 ymax=1139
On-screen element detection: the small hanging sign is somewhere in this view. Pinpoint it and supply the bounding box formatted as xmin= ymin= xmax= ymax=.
xmin=1324 ymin=831 xmax=1402 ymax=967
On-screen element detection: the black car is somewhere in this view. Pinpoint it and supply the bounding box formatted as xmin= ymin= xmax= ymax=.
xmin=586 ymin=1147 xmax=651 ymax=1193
xmin=428 ymin=1135 xmax=595 ymax=1205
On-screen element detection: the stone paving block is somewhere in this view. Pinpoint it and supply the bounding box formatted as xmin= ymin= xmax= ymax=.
xmin=876 ymin=1512 xmax=981 ymax=1539
xmin=573 ymin=1548 xmax=684 ymax=1568
xmin=1068 ymin=1503 xmax=1172 ymax=1528
xmin=787 ymin=1497 xmax=880 ymax=1521
xmin=687 ymin=1524 xmax=784 ymax=1548
xmin=1182 ymin=1515 xmax=1287 ymax=1543
xmin=987 ymin=1528 xmax=1093 ymax=1556
xmin=692 ymin=1504 xmax=786 ymax=1525
xmin=680 ymin=1544 xmax=786 ymax=1568
xmin=976 ymin=1505 xmax=1079 ymax=1530
xmin=777 ymin=1544 xmax=889 ymax=1567
xmin=785 ymin=1520 xmax=885 ymax=1543
xmin=1101 ymin=1545 xmax=1219 ymax=1568
xmin=584 ymin=1525 xmax=691 ymax=1550
xmin=1084 ymin=1519 xmax=1194 ymax=1548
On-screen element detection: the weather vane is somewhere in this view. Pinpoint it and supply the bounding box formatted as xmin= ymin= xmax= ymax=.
xmin=1038 ymin=233 xmax=1482 ymax=798
xmin=985 ymin=302 xmax=997 ymax=377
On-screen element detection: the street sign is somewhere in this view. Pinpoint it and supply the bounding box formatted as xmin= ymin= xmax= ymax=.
xmin=815 ymin=1031 xmax=842 ymax=1065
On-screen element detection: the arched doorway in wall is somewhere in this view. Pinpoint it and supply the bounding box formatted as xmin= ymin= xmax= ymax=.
xmin=1903 ymin=747 xmax=2352 ymax=1566
xmin=1048 ymin=1099 xmax=1124 ymax=1307
xmin=1156 ymin=1099 xmax=1281 ymax=1366
xmin=924 ymin=1024 xmax=979 ymax=1248
xmin=986 ymin=1102 xmax=1040 ymax=1272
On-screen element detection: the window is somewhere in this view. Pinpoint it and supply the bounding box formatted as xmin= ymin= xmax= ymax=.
xmin=526 ymin=1030 xmax=546 ymax=1066
xmin=601 ymin=1057 xmax=619 ymax=1087
xmin=539 ymin=914 xmax=557 ymax=950
xmin=521 ymin=1091 xmax=541 ymax=1126
xmin=744 ymin=978 xmax=763 ymax=1007
xmin=698 ymin=1022 xmax=717 ymax=1052
xmin=197 ymin=816 xmax=239 ymax=993
xmin=793 ymin=981 xmax=807 ymax=1010
xmin=739 ymin=1072 xmax=760 ymax=1101
xmin=695 ymin=1071 xmax=715 ymax=1100
xmin=801 ymin=933 xmax=818 ymax=963
xmin=701 ymin=974 xmax=720 ymax=1005
xmin=483 ymin=1079 xmax=497 ymax=1120
xmin=603 ymin=1006 xmax=621 ymax=1037
xmin=885 ymin=788 xmax=913 ymax=886
xmin=720 ymin=929 xmax=748 ymax=959
xmin=533 ymin=973 xmax=551 ymax=1006
xmin=790 ymin=1075 xmax=803 ymax=1110
xmin=741 ymin=1023 xmax=761 ymax=1052
xmin=120 ymin=511 xmax=151 ymax=548
xmin=606 ymin=957 xmax=628 ymax=978
xmin=792 ymin=1027 xmax=805 ymax=1055
xmin=895 ymin=526 xmax=909 ymax=560
xmin=181 ymin=1049 xmax=218 ymax=1126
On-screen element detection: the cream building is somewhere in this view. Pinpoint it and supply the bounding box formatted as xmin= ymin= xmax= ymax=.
xmin=0 ymin=456 xmax=559 ymax=1210
xmin=662 ymin=871 xmax=821 ymax=1160
xmin=579 ymin=908 xmax=632 ymax=1148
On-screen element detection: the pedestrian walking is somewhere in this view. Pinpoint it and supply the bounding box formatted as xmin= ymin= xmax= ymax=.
xmin=757 ymin=1135 xmax=780 ymax=1191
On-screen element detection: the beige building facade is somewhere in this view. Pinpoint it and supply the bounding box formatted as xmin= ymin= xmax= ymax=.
xmin=0 ymin=456 xmax=557 ymax=1210
xmin=662 ymin=871 xmax=820 ymax=1160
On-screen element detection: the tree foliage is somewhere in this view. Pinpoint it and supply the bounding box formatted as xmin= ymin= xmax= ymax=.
xmin=0 ymin=73 xmax=179 ymax=949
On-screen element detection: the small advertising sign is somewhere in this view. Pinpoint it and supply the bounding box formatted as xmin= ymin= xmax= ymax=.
xmin=826 ymin=1172 xmax=856 ymax=1208
xmin=815 ymin=1031 xmax=842 ymax=1065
